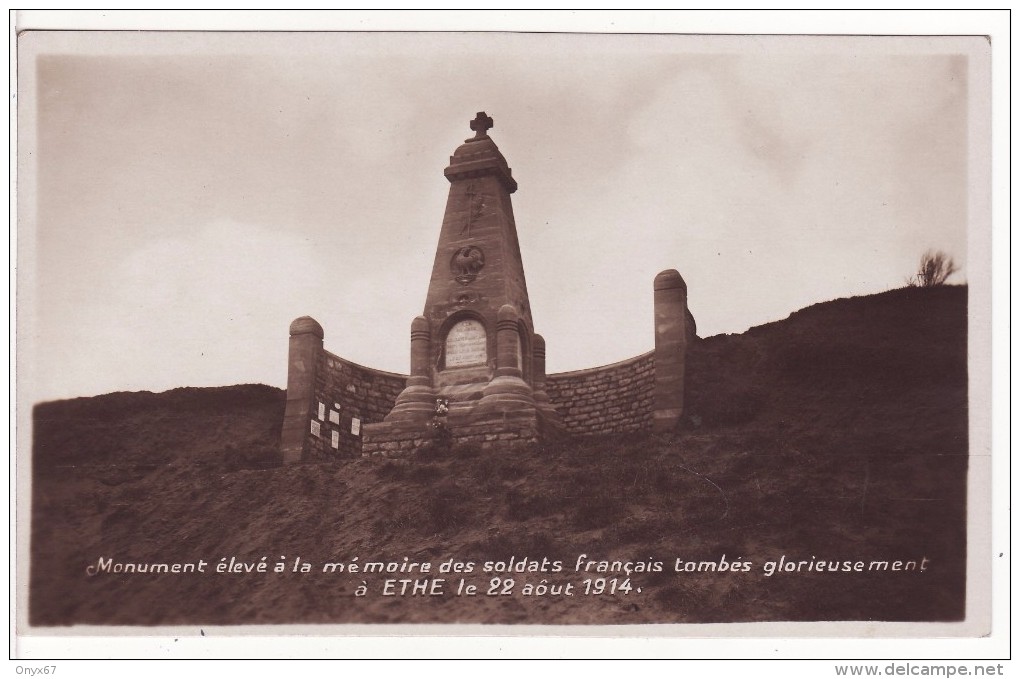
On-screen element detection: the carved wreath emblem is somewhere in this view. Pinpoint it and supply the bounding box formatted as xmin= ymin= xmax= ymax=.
xmin=451 ymin=246 xmax=485 ymax=284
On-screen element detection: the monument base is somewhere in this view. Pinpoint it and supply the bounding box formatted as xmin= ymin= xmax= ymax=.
xmin=361 ymin=408 xmax=566 ymax=457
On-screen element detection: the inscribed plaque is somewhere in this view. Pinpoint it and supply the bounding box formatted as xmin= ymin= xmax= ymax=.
xmin=331 ymin=430 xmax=339 ymax=449
xmin=351 ymin=417 xmax=361 ymax=436
xmin=329 ymin=409 xmax=340 ymax=424
xmin=445 ymin=319 xmax=487 ymax=367
xmin=310 ymin=420 xmax=320 ymax=437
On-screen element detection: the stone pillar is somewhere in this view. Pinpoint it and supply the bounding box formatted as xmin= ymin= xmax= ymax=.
xmin=384 ymin=316 xmax=436 ymax=423
xmin=531 ymin=333 xmax=564 ymax=429
xmin=409 ymin=315 xmax=432 ymax=385
xmin=477 ymin=304 xmax=536 ymax=417
xmin=495 ymin=304 xmax=523 ymax=378
xmin=532 ymin=333 xmax=548 ymax=396
xmin=653 ymin=270 xmax=689 ymax=433
xmin=280 ymin=316 xmax=324 ymax=464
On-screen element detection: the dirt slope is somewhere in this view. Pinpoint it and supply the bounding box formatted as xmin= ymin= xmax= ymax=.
xmin=28 ymin=285 xmax=969 ymax=626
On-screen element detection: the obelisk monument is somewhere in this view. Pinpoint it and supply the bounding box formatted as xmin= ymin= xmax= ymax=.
xmin=362 ymin=112 xmax=561 ymax=452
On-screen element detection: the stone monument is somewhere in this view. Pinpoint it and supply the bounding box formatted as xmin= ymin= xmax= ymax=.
xmin=361 ymin=112 xmax=562 ymax=453
xmin=279 ymin=113 xmax=696 ymax=463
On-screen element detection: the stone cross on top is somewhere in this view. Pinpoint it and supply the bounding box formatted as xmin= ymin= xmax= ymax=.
xmin=469 ymin=111 xmax=494 ymax=139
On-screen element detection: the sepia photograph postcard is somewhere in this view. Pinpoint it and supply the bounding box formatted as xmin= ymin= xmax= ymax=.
xmin=11 ymin=11 xmax=1007 ymax=661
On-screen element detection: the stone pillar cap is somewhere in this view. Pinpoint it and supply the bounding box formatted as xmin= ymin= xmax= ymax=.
xmin=654 ymin=269 xmax=688 ymax=291
xmin=497 ymin=304 xmax=520 ymax=322
xmin=289 ymin=316 xmax=324 ymax=338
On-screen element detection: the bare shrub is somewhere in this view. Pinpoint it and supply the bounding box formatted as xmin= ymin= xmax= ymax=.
xmin=908 ymin=250 xmax=958 ymax=288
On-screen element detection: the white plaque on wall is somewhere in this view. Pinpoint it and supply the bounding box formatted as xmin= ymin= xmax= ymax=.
xmin=329 ymin=409 xmax=340 ymax=424
xmin=310 ymin=420 xmax=320 ymax=437
xmin=351 ymin=417 xmax=361 ymax=436
xmin=331 ymin=430 xmax=339 ymax=449
xmin=317 ymin=402 xmax=326 ymax=420
xmin=445 ymin=319 xmax=487 ymax=367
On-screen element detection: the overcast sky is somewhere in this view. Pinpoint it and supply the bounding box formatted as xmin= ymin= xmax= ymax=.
xmin=19 ymin=32 xmax=980 ymax=402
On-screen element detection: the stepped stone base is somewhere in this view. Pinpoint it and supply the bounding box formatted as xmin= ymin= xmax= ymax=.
xmin=361 ymin=410 xmax=566 ymax=456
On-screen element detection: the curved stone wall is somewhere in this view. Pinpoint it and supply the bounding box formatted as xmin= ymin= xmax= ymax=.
xmin=545 ymin=351 xmax=655 ymax=435
xmin=305 ymin=350 xmax=407 ymax=459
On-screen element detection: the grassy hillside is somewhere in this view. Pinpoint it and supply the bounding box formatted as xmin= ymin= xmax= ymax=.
xmin=29 ymin=285 xmax=969 ymax=626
